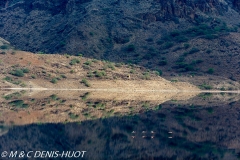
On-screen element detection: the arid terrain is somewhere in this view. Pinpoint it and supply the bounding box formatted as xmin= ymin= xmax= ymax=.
xmin=0 ymin=40 xmax=239 ymax=126
xmin=0 ymin=1 xmax=240 ymax=160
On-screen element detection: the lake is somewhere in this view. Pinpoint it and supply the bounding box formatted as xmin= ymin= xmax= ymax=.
xmin=0 ymin=90 xmax=239 ymax=160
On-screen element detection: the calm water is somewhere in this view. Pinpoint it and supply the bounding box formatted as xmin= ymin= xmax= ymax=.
xmin=0 ymin=93 xmax=240 ymax=160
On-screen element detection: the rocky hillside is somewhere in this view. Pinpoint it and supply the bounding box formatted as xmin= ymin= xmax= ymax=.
xmin=0 ymin=100 xmax=240 ymax=160
xmin=0 ymin=0 xmax=240 ymax=82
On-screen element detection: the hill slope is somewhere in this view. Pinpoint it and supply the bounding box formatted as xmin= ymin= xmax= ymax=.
xmin=0 ymin=0 xmax=240 ymax=82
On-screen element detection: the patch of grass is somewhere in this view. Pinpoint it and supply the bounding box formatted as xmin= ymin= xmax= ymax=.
xmin=94 ymin=70 xmax=106 ymax=78
xmin=142 ymin=72 xmax=150 ymax=80
xmin=50 ymin=78 xmax=58 ymax=84
xmin=81 ymin=92 xmax=90 ymax=101
xmin=199 ymin=84 xmax=213 ymax=90
xmin=10 ymin=69 xmax=24 ymax=77
xmin=4 ymin=92 xmax=22 ymax=100
xmin=106 ymin=63 xmax=115 ymax=70
xmin=60 ymin=74 xmax=67 ymax=78
xmin=70 ymin=69 xmax=74 ymax=73
xmin=84 ymin=60 xmax=92 ymax=66
xmin=94 ymin=102 xmax=106 ymax=109
xmin=8 ymin=100 xmax=28 ymax=108
xmin=156 ymin=70 xmax=163 ymax=76
xmin=69 ymin=58 xmax=80 ymax=65
xmin=81 ymin=78 xmax=90 ymax=87
xmin=69 ymin=113 xmax=79 ymax=120
xmin=22 ymin=68 xmax=29 ymax=73
xmin=31 ymin=75 xmax=36 ymax=79
xmin=50 ymin=94 xmax=58 ymax=100
xmin=3 ymin=76 xmax=21 ymax=85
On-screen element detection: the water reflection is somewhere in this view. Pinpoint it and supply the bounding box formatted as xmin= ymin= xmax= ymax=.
xmin=0 ymin=89 xmax=199 ymax=125
xmin=0 ymin=90 xmax=239 ymax=159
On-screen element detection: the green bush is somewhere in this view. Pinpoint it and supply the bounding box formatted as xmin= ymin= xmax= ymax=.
xmin=3 ymin=76 xmax=21 ymax=85
xmin=8 ymin=100 xmax=28 ymax=108
xmin=84 ymin=61 xmax=92 ymax=66
xmin=60 ymin=74 xmax=67 ymax=78
xmin=31 ymin=75 xmax=36 ymax=79
xmin=50 ymin=78 xmax=58 ymax=84
xmin=81 ymin=78 xmax=90 ymax=87
xmin=199 ymin=84 xmax=213 ymax=90
xmin=4 ymin=92 xmax=21 ymax=100
xmin=22 ymin=68 xmax=29 ymax=73
xmin=10 ymin=69 xmax=24 ymax=77
xmin=69 ymin=58 xmax=80 ymax=65
xmin=94 ymin=71 xmax=106 ymax=78
xmin=50 ymin=94 xmax=58 ymax=100
xmin=69 ymin=113 xmax=79 ymax=119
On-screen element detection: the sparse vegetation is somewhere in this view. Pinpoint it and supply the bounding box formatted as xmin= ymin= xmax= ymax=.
xmin=69 ymin=113 xmax=79 ymax=120
xmin=142 ymin=72 xmax=150 ymax=80
xmin=50 ymin=78 xmax=58 ymax=84
xmin=50 ymin=94 xmax=58 ymax=100
xmin=22 ymin=68 xmax=29 ymax=73
xmin=8 ymin=100 xmax=28 ymax=108
xmin=31 ymin=75 xmax=36 ymax=79
xmin=60 ymin=74 xmax=67 ymax=78
xmin=69 ymin=58 xmax=80 ymax=65
xmin=81 ymin=92 xmax=90 ymax=101
xmin=199 ymin=83 xmax=213 ymax=90
xmin=4 ymin=92 xmax=22 ymax=100
xmin=3 ymin=76 xmax=21 ymax=85
xmin=94 ymin=70 xmax=106 ymax=78
xmin=81 ymin=78 xmax=91 ymax=87
xmin=10 ymin=69 xmax=24 ymax=77
xmin=84 ymin=61 xmax=92 ymax=66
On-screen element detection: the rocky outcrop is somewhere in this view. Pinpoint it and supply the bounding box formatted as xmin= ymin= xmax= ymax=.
xmin=0 ymin=0 xmax=238 ymax=55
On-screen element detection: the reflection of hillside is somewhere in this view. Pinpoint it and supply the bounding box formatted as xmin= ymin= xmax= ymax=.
xmin=166 ymin=92 xmax=240 ymax=106
xmin=0 ymin=89 xmax=198 ymax=125
xmin=0 ymin=101 xmax=240 ymax=160
xmin=0 ymin=125 xmax=8 ymax=136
